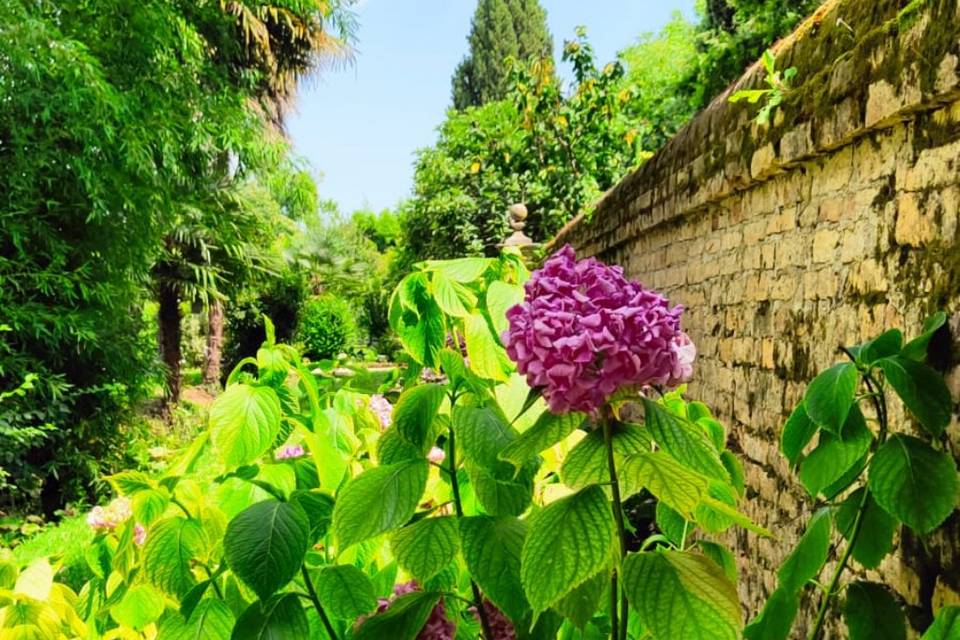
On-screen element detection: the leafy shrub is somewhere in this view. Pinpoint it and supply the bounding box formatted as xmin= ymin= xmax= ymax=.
xmin=1 ymin=252 xmax=955 ymax=640
xmin=297 ymin=295 xmax=359 ymax=361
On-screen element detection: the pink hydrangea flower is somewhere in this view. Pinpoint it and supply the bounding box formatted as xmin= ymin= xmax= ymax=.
xmin=427 ymin=446 xmax=446 ymax=465
xmin=503 ymin=245 xmax=689 ymax=414
xmin=275 ymin=444 xmax=306 ymax=460
xmin=368 ymin=394 xmax=393 ymax=430
xmin=134 ymin=523 xmax=147 ymax=546
xmin=86 ymin=496 xmax=133 ymax=532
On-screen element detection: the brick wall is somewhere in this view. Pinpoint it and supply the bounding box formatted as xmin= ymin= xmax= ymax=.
xmin=551 ymin=0 xmax=960 ymax=635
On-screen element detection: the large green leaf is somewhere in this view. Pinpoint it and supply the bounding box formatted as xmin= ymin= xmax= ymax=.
xmin=804 ymin=362 xmax=858 ymax=435
xmin=835 ymin=488 xmax=896 ymax=569
xmin=868 ymin=435 xmax=959 ymax=534
xmin=391 ymin=516 xmax=459 ymax=582
xmin=210 ymin=384 xmax=282 ymax=468
xmin=333 ymin=460 xmax=429 ymax=549
xmin=353 ymin=591 xmax=441 ymax=640
xmin=643 ymin=398 xmax=728 ymax=481
xmin=877 ymin=356 xmax=952 ymax=438
xmin=290 ymin=489 xmax=335 ymax=544
xmin=858 ymin=329 xmax=904 ymax=364
xmin=393 ymin=383 xmax=446 ymax=454
xmin=621 ymin=450 xmax=710 ymax=518
xmin=844 ymin=581 xmax=906 ymax=640
xmin=623 ymin=550 xmax=741 ymax=640
xmin=485 ymin=281 xmax=524 ymax=336
xmin=143 ymin=517 xmax=207 ymax=598
xmin=110 ymin=584 xmax=165 ymax=631
xmin=498 ymin=411 xmax=584 ymax=469
xmin=431 ymin=271 xmax=472 ymax=317
xmin=901 ymin=312 xmax=947 ymax=361
xmin=922 ymin=606 xmax=960 ymax=639
xmin=315 ymin=565 xmax=377 ymax=620
xmin=777 ymin=507 xmax=832 ymax=593
xmin=798 ymin=405 xmax=872 ymax=497
xmin=468 ymin=461 xmax=536 ymax=516
xmin=158 ymin=599 xmax=235 ymax=640
xmin=224 ymin=500 xmax=310 ymax=600
xmin=520 ymin=485 xmax=615 ymax=614
xmin=428 ymin=257 xmax=490 ymax=283
xmin=561 ymin=423 xmax=651 ymax=490
xmin=464 ymin=312 xmax=510 ymax=381
xmin=232 ymin=594 xmax=308 ymax=640
xmin=780 ymin=402 xmax=817 ymax=467
xmin=743 ymin=587 xmax=799 ymax=640
xmin=553 ymin=569 xmax=607 ymax=630
xmin=459 ymin=516 xmax=529 ymax=625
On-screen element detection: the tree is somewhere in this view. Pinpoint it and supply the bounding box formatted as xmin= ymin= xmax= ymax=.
xmin=451 ymin=0 xmax=553 ymax=110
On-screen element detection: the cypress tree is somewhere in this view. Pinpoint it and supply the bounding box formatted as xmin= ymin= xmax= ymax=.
xmin=451 ymin=0 xmax=553 ymax=109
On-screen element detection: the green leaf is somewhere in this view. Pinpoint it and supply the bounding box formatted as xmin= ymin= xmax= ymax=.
xmin=697 ymin=541 xmax=738 ymax=583
xmin=623 ymin=550 xmax=741 ymax=640
xmin=698 ymin=495 xmax=773 ymax=537
xmin=804 ymin=362 xmax=859 ymax=435
xmin=868 ymin=435 xmax=959 ymax=534
xmin=655 ymin=502 xmax=689 ymax=547
xmin=553 ymin=569 xmax=607 ymax=629
xmin=922 ymin=606 xmax=960 ymax=639
xmin=859 ymin=329 xmax=904 ymax=364
xmin=743 ymin=587 xmax=799 ymax=640
xmin=902 ymin=312 xmax=947 ymax=361
xmin=781 ymin=403 xmax=818 ymax=466
xmin=210 ymin=384 xmax=282 ymax=468
xmin=224 ymin=500 xmax=310 ymax=600
xmin=498 ymin=411 xmax=584 ymax=469
xmin=144 ymin=517 xmax=207 ymax=598
xmin=777 ymin=507 xmax=832 ymax=593
xmin=844 ymin=581 xmax=906 ymax=640
xmin=290 ymin=489 xmax=334 ymax=543
xmin=232 ymin=593 xmax=309 ymax=640
xmin=459 ymin=516 xmax=529 ymax=625
xmin=520 ymin=485 xmax=615 ymax=614
xmin=643 ymin=398 xmax=728 ymax=481
xmin=110 ymin=584 xmax=165 ymax=631
xmin=877 ymin=356 xmax=952 ymax=438
xmin=431 ymin=271 xmax=472 ymax=317
xmin=393 ymin=383 xmax=446 ymax=454
xmin=353 ymin=591 xmax=441 ymax=640
xmin=315 ymin=565 xmax=377 ymax=620
xmin=159 ymin=599 xmax=235 ymax=640
xmin=428 ymin=257 xmax=490 ymax=283
xmin=468 ymin=461 xmax=537 ymax=516
xmin=485 ymin=281 xmax=524 ymax=336
xmin=464 ymin=312 xmax=510 ymax=381
xmin=621 ymin=450 xmax=710 ymax=518
xmin=107 ymin=471 xmax=155 ymax=496
xmin=333 ymin=460 xmax=429 ymax=549
xmin=721 ymin=450 xmax=746 ymax=496
xmin=835 ymin=488 xmax=896 ymax=569
xmin=391 ymin=516 xmax=459 ymax=582
xmin=561 ymin=423 xmax=650 ymax=490
xmin=13 ymin=558 xmax=53 ymax=601
xmin=798 ymin=405 xmax=872 ymax=497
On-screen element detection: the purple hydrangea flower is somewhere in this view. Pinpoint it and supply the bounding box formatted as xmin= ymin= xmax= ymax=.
xmin=368 ymin=394 xmax=393 ymax=430
xmin=275 ymin=444 xmax=306 ymax=460
xmin=361 ymin=582 xmax=455 ymax=640
xmin=503 ymin=245 xmax=690 ymax=414
xmin=472 ymin=600 xmax=516 ymax=640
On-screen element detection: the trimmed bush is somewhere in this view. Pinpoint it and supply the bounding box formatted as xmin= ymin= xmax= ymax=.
xmin=297 ymin=295 xmax=358 ymax=360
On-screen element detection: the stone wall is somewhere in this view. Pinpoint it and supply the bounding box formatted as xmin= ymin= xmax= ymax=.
xmin=551 ymin=0 xmax=960 ymax=635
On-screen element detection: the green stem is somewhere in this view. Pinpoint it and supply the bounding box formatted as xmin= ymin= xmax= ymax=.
xmin=301 ymin=566 xmax=339 ymax=640
xmin=603 ymin=417 xmax=630 ymax=640
xmin=448 ymin=420 xmax=495 ymax=640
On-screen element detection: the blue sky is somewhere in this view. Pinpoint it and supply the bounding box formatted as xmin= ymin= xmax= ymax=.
xmin=286 ymin=0 xmax=696 ymax=215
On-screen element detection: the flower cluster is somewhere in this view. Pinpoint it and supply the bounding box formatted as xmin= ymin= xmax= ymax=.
xmin=86 ymin=496 xmax=133 ymax=532
xmin=503 ymin=245 xmax=694 ymax=414
xmin=368 ymin=394 xmax=393 ymax=430
xmin=472 ymin=600 xmax=516 ymax=640
xmin=133 ymin=523 xmax=147 ymax=546
xmin=427 ymin=446 xmax=446 ymax=465
xmin=274 ymin=444 xmax=306 ymax=460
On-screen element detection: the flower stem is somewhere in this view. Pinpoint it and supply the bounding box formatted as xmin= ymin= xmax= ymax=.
xmin=603 ymin=417 xmax=630 ymax=640
xmin=448 ymin=423 xmax=495 ymax=640
xmin=301 ymin=566 xmax=339 ymax=640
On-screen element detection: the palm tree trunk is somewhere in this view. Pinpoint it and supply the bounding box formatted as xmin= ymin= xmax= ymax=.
xmin=158 ymin=280 xmax=182 ymax=411
xmin=203 ymin=298 xmax=224 ymax=388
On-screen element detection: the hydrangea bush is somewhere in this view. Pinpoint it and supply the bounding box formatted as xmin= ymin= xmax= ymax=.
xmin=0 ymin=249 xmax=956 ymax=640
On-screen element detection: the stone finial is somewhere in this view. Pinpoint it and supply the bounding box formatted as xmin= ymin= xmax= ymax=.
xmin=502 ymin=203 xmax=535 ymax=248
